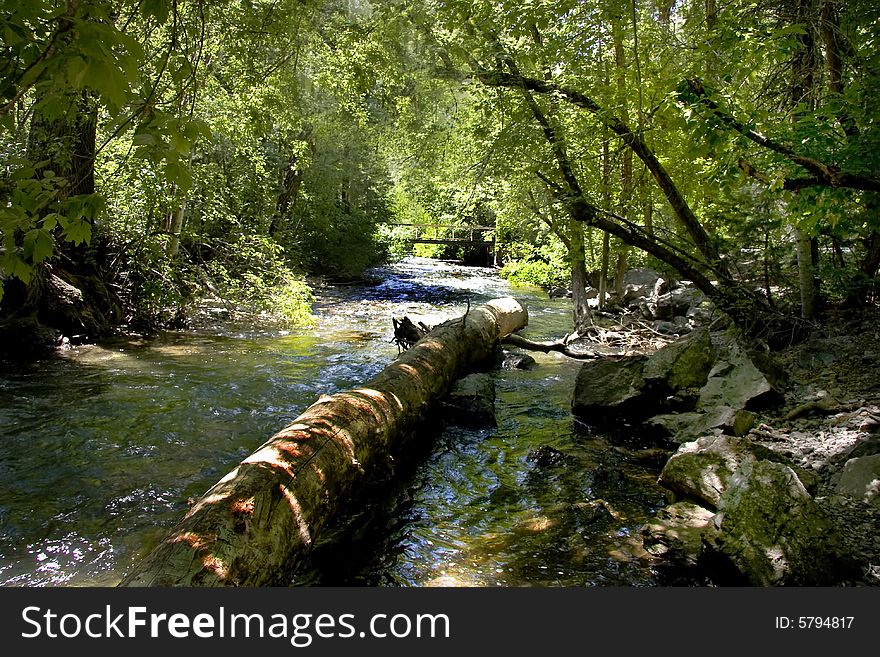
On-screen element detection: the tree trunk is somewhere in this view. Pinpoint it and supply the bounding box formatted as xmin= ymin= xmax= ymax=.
xmin=119 ymin=298 xmax=528 ymax=587
xmin=167 ymin=204 xmax=186 ymax=257
xmin=3 ymin=91 xmax=97 ymax=317
xmin=569 ymin=218 xmax=593 ymax=333
xmin=614 ymin=248 xmax=629 ymax=300
xmin=795 ymin=227 xmax=815 ymax=319
xmin=599 ymin=231 xmax=610 ymax=310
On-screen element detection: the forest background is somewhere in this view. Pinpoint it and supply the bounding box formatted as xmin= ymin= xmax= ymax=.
xmin=1 ymin=0 xmax=878 ymax=350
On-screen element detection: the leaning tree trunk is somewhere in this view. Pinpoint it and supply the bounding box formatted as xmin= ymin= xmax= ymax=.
xmin=119 ymin=298 xmax=528 ymax=587
xmin=569 ymin=218 xmax=593 ymax=333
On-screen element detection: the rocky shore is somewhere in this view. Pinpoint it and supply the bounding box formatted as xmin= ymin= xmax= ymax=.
xmin=568 ymin=305 xmax=879 ymax=586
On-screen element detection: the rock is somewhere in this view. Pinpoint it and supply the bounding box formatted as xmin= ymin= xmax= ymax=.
xmin=642 ymin=501 xmax=715 ymax=567
xmin=704 ymin=460 xmax=855 ymax=586
xmin=571 ymin=356 xmax=650 ymax=421
xmin=834 ymin=455 xmax=880 ymax=505
xmin=442 ymin=373 xmax=496 ymax=427
xmin=796 ymin=336 xmax=847 ymax=369
xmin=548 ymin=286 xmax=572 ymax=299
xmin=649 ymin=406 xmax=756 ymax=444
xmin=573 ymin=329 xmax=718 ymax=423
xmin=0 ymin=315 xmax=61 ymax=360
xmin=643 ymin=327 xmax=714 ymax=395
xmin=654 ymin=287 xmax=705 ymax=320
xmin=621 ymin=268 xmax=664 ymax=306
xmin=697 ymin=336 xmax=783 ymax=411
xmin=501 ymin=350 xmax=537 ymax=370
xmin=844 ymin=437 xmax=880 ymax=459
xmin=658 ymin=435 xmax=763 ymax=508
xmin=623 ymin=267 xmax=664 ymax=289
xmin=527 ymin=445 xmax=573 ymax=468
xmin=646 ymin=412 xmax=705 ymax=439
xmin=687 ymin=299 xmax=723 ymax=328
xmin=651 ymin=320 xmax=680 ymax=335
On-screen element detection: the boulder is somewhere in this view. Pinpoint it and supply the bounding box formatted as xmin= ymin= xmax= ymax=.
xmin=572 ymin=329 xmax=717 ymax=423
xmin=834 ymin=454 xmax=880 ymax=505
xmin=620 ymin=268 xmax=664 ymax=306
xmin=648 ymin=406 xmax=755 ymax=444
xmin=646 ymin=412 xmax=705 ymax=439
xmin=501 ymin=350 xmax=537 ymax=370
xmin=622 ymin=267 xmax=664 ymax=289
xmin=442 ymin=373 xmax=496 ymax=427
xmin=642 ymin=501 xmax=715 ymax=567
xmin=654 ymin=286 xmax=705 ymax=320
xmin=642 ymin=327 xmax=714 ymax=395
xmin=571 ymin=356 xmax=650 ymax=420
xmin=704 ymin=460 xmax=854 ymax=586
xmin=658 ymin=435 xmax=764 ymax=509
xmin=697 ymin=336 xmax=783 ymax=411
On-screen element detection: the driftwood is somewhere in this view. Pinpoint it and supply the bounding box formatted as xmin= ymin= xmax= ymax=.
xmin=391 ymin=316 xmax=431 ymax=352
xmin=119 ymin=297 xmax=528 ymax=586
xmin=501 ymin=333 xmax=606 ymax=360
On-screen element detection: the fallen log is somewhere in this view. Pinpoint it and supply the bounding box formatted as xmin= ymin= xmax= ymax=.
xmin=119 ymin=297 xmax=527 ymax=586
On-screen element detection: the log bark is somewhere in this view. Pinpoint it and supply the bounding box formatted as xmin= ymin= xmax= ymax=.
xmin=119 ymin=297 xmax=528 ymax=587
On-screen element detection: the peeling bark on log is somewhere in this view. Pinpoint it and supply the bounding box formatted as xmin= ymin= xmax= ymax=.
xmin=119 ymin=297 xmax=527 ymax=587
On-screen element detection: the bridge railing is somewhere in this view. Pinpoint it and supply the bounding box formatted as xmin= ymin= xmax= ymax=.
xmin=384 ymin=223 xmax=495 ymax=245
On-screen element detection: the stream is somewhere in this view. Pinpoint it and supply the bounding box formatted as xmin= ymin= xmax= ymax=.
xmin=0 ymin=257 xmax=673 ymax=587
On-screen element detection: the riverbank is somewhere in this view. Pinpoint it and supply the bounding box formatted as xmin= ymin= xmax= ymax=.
xmin=629 ymin=306 xmax=880 ymax=586
xmin=749 ymin=307 xmax=880 ymax=585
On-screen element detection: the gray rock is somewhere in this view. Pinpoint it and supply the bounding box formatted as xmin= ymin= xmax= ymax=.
xmin=571 ymin=356 xmax=650 ymax=420
xmin=658 ymin=435 xmax=762 ymax=509
xmin=501 ymin=351 xmax=537 ymax=370
xmin=573 ymin=328 xmax=718 ymax=423
xmin=651 ymin=320 xmax=680 ymax=335
xmin=642 ymin=501 xmax=715 ymax=567
xmin=704 ymin=460 xmax=854 ymax=586
xmin=698 ymin=336 xmax=783 ymax=411
xmin=658 ymin=434 xmax=815 ymax=506
xmin=834 ymin=454 xmax=880 ymax=505
xmin=844 ymin=437 xmax=880 ymax=459
xmin=646 ymin=412 xmax=705 ymax=439
xmin=643 ymin=327 xmax=714 ymax=394
xmin=443 ymin=373 xmax=496 ymax=427
xmin=621 ymin=268 xmax=664 ymax=306
xmin=623 ymin=267 xmax=664 ymax=289
xmin=652 ymin=406 xmax=756 ymax=444
xmin=654 ymin=287 xmax=705 ymax=320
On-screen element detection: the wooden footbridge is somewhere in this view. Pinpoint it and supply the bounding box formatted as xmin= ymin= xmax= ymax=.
xmin=386 ymin=223 xmax=495 ymax=250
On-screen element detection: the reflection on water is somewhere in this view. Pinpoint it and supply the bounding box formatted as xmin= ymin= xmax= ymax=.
xmin=0 ymin=258 xmax=669 ymax=587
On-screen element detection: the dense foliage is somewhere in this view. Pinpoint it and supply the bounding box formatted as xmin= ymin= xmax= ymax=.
xmin=1 ymin=0 xmax=878 ymax=344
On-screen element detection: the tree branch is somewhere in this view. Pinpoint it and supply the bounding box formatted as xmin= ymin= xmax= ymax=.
xmin=475 ymin=69 xmax=725 ymax=272
xmin=684 ymin=77 xmax=880 ymax=192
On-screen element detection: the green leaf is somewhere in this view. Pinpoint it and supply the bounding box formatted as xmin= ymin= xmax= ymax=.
xmin=82 ymin=58 xmax=128 ymax=111
xmin=1 ymin=252 xmax=31 ymax=284
xmin=141 ymin=0 xmax=171 ymax=24
xmin=164 ymin=160 xmax=193 ymax=192
xmin=62 ymin=217 xmax=91 ymax=245
xmin=22 ymin=228 xmax=54 ymax=263
xmin=169 ymin=132 xmax=191 ymax=156
xmin=42 ymin=213 xmax=62 ymax=230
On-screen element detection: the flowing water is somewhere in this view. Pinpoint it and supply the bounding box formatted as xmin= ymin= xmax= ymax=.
xmin=0 ymin=258 xmax=671 ymax=587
